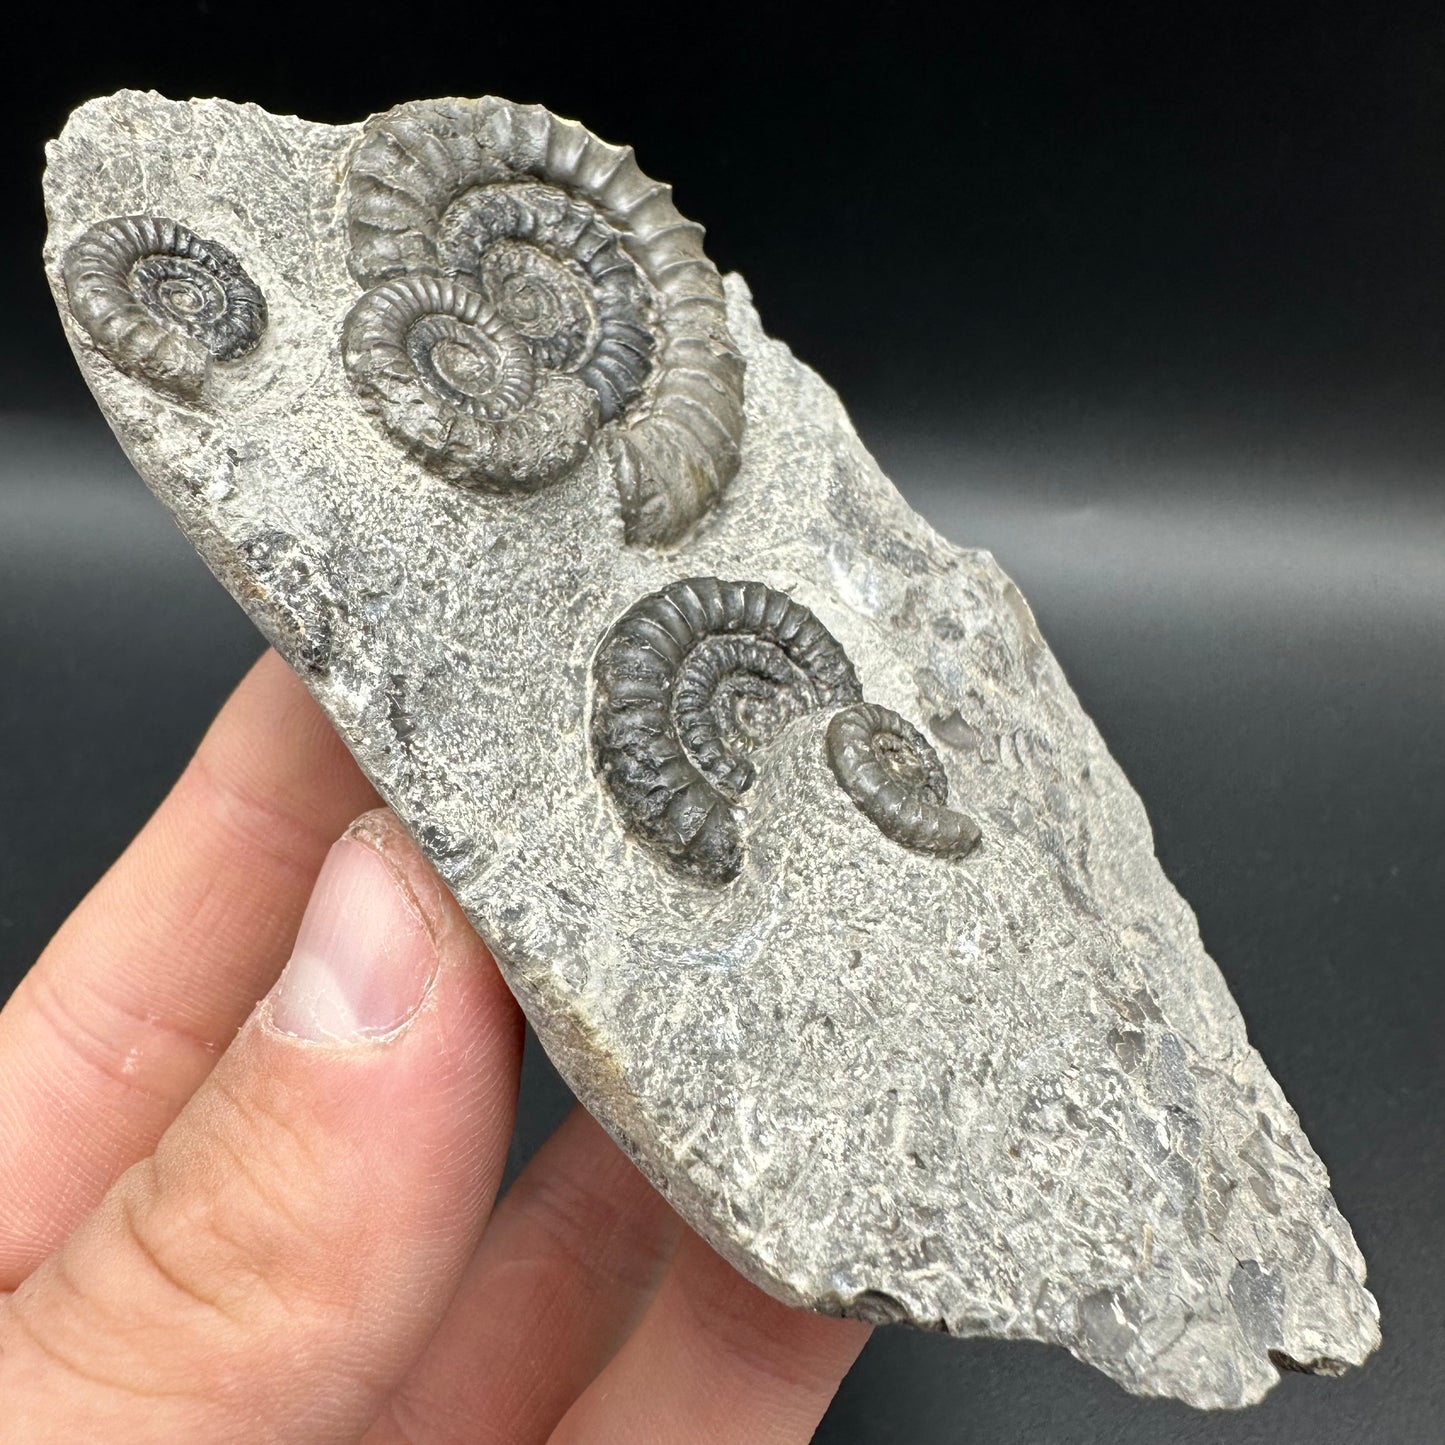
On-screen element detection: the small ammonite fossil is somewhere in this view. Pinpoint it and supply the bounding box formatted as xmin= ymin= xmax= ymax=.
xmin=343 ymin=97 xmax=744 ymax=545
xmin=592 ymin=577 xmax=862 ymax=884
xmin=826 ymin=703 xmax=982 ymax=858
xmin=342 ymin=274 xmax=597 ymax=489
xmin=62 ymin=216 xmax=266 ymax=400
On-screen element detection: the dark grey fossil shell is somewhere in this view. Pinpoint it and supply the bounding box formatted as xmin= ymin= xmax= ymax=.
xmin=344 ymin=97 xmax=744 ymax=545
xmin=591 ymin=578 xmax=862 ymax=884
xmin=342 ymin=273 xmax=597 ymax=489
xmin=826 ymin=702 xmax=982 ymax=857
xmin=61 ymin=216 xmax=266 ymax=400
xmin=442 ymin=180 xmax=656 ymax=424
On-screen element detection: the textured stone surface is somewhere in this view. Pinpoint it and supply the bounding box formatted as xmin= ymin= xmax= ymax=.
xmin=43 ymin=91 xmax=1379 ymax=1408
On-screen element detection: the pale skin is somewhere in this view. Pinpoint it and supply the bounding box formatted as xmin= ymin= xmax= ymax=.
xmin=0 ymin=650 xmax=870 ymax=1442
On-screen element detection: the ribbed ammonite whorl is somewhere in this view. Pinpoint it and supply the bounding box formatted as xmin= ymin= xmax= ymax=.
xmin=592 ymin=578 xmax=862 ymax=884
xmin=342 ymin=274 xmax=597 ymax=488
xmin=343 ymin=97 xmax=744 ymax=544
xmin=826 ymin=703 xmax=982 ymax=858
xmin=62 ymin=216 xmax=266 ymax=400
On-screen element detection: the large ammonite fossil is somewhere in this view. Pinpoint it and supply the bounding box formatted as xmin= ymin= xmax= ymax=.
xmin=826 ymin=703 xmax=982 ymax=857
xmin=342 ymin=97 xmax=745 ymax=546
xmin=62 ymin=216 xmax=267 ymax=400
xmin=591 ymin=578 xmax=863 ymax=884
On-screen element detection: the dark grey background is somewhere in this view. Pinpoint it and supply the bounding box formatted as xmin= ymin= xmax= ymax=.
xmin=2 ymin=5 xmax=1442 ymax=1441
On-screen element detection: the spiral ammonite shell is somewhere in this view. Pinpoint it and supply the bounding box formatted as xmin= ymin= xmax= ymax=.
xmin=441 ymin=180 xmax=656 ymax=423
xmin=62 ymin=216 xmax=266 ymax=400
xmin=826 ymin=703 xmax=982 ymax=858
xmin=592 ymin=578 xmax=862 ymax=884
xmin=344 ymin=98 xmax=744 ymax=544
xmin=342 ymin=273 xmax=597 ymax=488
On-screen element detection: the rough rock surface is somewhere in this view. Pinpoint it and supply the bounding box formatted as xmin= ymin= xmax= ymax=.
xmin=43 ymin=91 xmax=1380 ymax=1408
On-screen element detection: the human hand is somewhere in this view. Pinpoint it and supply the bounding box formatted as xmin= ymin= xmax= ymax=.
xmin=0 ymin=651 xmax=870 ymax=1441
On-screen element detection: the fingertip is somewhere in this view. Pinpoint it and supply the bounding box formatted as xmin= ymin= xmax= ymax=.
xmin=265 ymin=829 xmax=436 ymax=1044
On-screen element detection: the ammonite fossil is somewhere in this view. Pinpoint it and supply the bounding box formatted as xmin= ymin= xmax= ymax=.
xmin=591 ymin=577 xmax=862 ymax=884
xmin=343 ymin=97 xmax=744 ymax=544
xmin=342 ymin=274 xmax=597 ymax=488
xmin=62 ymin=216 xmax=266 ymax=400
xmin=826 ymin=702 xmax=982 ymax=857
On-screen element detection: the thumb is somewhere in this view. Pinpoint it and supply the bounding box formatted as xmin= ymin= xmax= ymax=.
xmin=0 ymin=810 xmax=523 ymax=1443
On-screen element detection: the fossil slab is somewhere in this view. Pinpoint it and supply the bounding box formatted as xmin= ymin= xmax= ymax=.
xmin=43 ymin=90 xmax=1380 ymax=1409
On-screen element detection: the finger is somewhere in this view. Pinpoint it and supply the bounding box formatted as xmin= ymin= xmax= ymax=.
xmin=368 ymin=1106 xmax=682 ymax=1445
xmin=548 ymin=1233 xmax=871 ymax=1445
xmin=0 ymin=649 xmax=379 ymax=1284
xmin=0 ymin=810 xmax=524 ymax=1443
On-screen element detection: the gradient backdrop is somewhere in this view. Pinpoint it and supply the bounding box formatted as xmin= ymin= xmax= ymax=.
xmin=2 ymin=6 xmax=1442 ymax=1441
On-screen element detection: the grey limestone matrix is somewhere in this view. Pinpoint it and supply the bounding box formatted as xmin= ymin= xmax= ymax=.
xmin=43 ymin=91 xmax=1380 ymax=1409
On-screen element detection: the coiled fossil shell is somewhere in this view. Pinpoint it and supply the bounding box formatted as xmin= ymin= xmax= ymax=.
xmin=62 ymin=216 xmax=266 ymax=400
xmin=591 ymin=577 xmax=862 ymax=884
xmin=344 ymin=97 xmax=744 ymax=544
xmin=342 ymin=274 xmax=597 ymax=489
xmin=826 ymin=702 xmax=982 ymax=857
xmin=443 ymin=180 xmax=656 ymax=424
